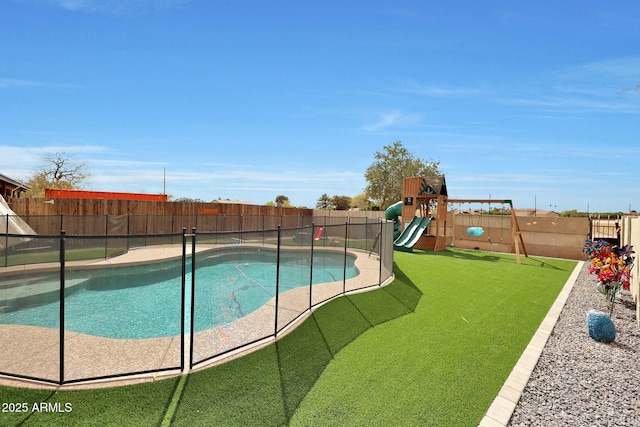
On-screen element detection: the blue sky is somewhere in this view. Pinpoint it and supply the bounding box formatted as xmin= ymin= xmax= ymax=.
xmin=1 ymin=0 xmax=639 ymax=212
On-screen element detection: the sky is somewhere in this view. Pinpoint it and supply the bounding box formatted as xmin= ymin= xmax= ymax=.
xmin=1 ymin=0 xmax=639 ymax=212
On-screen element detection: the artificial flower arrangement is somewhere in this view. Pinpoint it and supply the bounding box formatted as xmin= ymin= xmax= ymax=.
xmin=583 ymin=239 xmax=635 ymax=317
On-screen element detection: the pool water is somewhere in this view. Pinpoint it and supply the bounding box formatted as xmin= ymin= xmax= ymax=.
xmin=0 ymin=249 xmax=358 ymax=339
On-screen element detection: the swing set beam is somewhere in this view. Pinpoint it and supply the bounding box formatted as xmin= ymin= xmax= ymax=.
xmin=445 ymin=199 xmax=512 ymax=205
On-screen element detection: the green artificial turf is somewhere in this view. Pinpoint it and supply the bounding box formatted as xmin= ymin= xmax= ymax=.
xmin=0 ymin=378 xmax=179 ymax=427
xmin=0 ymin=249 xmax=576 ymax=426
xmin=169 ymin=282 xmax=418 ymax=426
xmin=289 ymin=250 xmax=577 ymax=426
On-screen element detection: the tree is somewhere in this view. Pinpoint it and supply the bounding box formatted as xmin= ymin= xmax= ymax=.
xmin=173 ymin=197 xmax=206 ymax=203
xmin=331 ymin=195 xmax=351 ymax=210
xmin=364 ymin=141 xmax=440 ymax=209
xmin=25 ymin=152 xmax=89 ymax=197
xmin=24 ymin=173 xmax=52 ymax=198
xmin=351 ymin=192 xmax=373 ymax=210
xmin=316 ymin=193 xmax=333 ymax=209
xmin=275 ymin=195 xmax=290 ymax=208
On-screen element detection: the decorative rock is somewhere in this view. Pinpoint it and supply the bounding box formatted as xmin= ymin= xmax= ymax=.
xmin=586 ymin=310 xmax=616 ymax=342
xmin=510 ymin=264 xmax=640 ymax=426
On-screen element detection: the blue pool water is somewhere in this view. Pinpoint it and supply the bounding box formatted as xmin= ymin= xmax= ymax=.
xmin=0 ymin=249 xmax=358 ymax=339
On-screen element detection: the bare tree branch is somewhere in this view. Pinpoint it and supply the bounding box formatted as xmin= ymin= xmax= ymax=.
xmin=27 ymin=152 xmax=90 ymax=196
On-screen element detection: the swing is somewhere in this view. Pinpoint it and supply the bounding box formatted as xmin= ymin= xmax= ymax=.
xmin=466 ymin=204 xmax=484 ymax=237
xmin=447 ymin=203 xmax=460 ymax=246
xmin=453 ymin=203 xmax=469 ymax=241
xmin=487 ymin=204 xmax=506 ymax=245
xmin=467 ymin=226 xmax=484 ymax=236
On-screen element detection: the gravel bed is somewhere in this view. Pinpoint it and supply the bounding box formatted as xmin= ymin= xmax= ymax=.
xmin=509 ymin=262 xmax=640 ymax=426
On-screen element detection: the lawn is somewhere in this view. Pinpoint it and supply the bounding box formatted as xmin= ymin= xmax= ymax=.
xmin=0 ymin=249 xmax=576 ymax=426
xmin=290 ymin=250 xmax=576 ymax=425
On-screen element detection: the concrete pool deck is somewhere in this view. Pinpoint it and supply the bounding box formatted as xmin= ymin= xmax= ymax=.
xmin=0 ymin=243 xmax=386 ymax=389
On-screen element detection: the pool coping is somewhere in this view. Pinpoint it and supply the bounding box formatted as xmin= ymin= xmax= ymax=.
xmin=478 ymin=260 xmax=584 ymax=427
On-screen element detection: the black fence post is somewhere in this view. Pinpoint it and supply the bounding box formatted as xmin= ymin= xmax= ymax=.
xmin=324 ymin=216 xmax=327 ymax=247
xmin=180 ymin=227 xmax=187 ymax=372
xmin=364 ymin=217 xmax=368 ymax=251
xmin=309 ymin=223 xmax=315 ymax=308
xmin=189 ymin=227 xmax=196 ymax=369
xmin=126 ymin=213 xmax=130 ymax=252
xmin=59 ymin=230 xmax=66 ymax=385
xmin=4 ymin=214 xmax=8 ymax=268
xmin=274 ymin=225 xmax=281 ymax=335
xmin=379 ymin=219 xmax=384 ymax=286
xmin=343 ymin=221 xmax=348 ymax=294
xmin=104 ymin=213 xmax=109 ymax=259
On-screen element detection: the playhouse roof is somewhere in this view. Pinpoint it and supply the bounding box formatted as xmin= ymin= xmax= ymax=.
xmin=419 ymin=175 xmax=447 ymax=197
xmin=0 ymin=172 xmax=31 ymax=199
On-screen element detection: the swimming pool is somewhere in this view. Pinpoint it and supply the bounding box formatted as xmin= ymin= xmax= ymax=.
xmin=0 ymin=248 xmax=358 ymax=339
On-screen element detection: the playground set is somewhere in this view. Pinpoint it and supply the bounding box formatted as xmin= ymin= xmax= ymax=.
xmin=385 ymin=175 xmax=527 ymax=263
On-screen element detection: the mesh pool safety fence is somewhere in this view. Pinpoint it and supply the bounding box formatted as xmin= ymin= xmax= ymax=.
xmin=0 ymin=218 xmax=394 ymax=386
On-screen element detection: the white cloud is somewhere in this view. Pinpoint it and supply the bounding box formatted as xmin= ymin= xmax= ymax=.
xmin=0 ymin=144 xmax=366 ymax=206
xmin=0 ymin=78 xmax=80 ymax=90
xmin=181 ymin=165 xmax=362 ymax=184
xmin=580 ymin=56 xmax=640 ymax=81
xmin=11 ymin=0 xmax=192 ymax=14
xmin=495 ymin=56 xmax=640 ymax=113
xmin=398 ymin=81 xmax=485 ymax=98
xmin=362 ymin=111 xmax=401 ymax=131
xmin=82 ymin=159 xmax=366 ymax=204
xmin=362 ymin=110 xmax=423 ymax=132
xmin=497 ymin=94 xmax=639 ymax=113
xmin=0 ymin=145 xmax=109 ymax=181
xmin=0 ymin=144 xmax=106 ymax=162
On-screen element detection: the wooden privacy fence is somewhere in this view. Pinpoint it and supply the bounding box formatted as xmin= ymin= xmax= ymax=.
xmin=7 ymin=197 xmax=315 ymax=217
xmin=4 ymin=196 xmax=613 ymax=260
xmin=7 ymin=213 xmax=386 ymax=236
xmin=6 ymin=197 xmax=385 ymax=236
